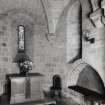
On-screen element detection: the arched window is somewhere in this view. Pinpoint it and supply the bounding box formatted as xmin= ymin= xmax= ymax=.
xmin=52 ymin=75 xmax=62 ymax=90
xmin=18 ymin=25 xmax=25 ymax=52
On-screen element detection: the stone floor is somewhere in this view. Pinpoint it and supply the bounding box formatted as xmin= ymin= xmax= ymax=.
xmin=0 ymin=94 xmax=80 ymax=105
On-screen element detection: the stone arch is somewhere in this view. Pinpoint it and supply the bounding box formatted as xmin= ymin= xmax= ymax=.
xmin=67 ymin=61 xmax=87 ymax=86
xmin=68 ymin=62 xmax=105 ymax=100
xmin=7 ymin=9 xmax=36 ymax=26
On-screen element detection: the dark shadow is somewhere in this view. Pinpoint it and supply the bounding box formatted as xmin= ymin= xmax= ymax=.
xmin=50 ymin=75 xmax=62 ymax=98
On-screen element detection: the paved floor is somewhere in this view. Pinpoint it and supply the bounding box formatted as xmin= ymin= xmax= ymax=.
xmin=0 ymin=94 xmax=80 ymax=105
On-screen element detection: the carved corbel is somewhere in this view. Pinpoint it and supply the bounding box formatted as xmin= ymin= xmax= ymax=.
xmin=83 ymin=30 xmax=95 ymax=43
xmin=90 ymin=9 xmax=105 ymax=28
xmin=90 ymin=0 xmax=105 ymax=28
xmin=45 ymin=33 xmax=56 ymax=42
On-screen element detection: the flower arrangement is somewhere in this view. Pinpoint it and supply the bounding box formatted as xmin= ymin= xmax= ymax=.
xmin=19 ymin=59 xmax=33 ymax=75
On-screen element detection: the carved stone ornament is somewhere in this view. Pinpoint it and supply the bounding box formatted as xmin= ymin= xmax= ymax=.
xmin=83 ymin=30 xmax=95 ymax=43
xmin=90 ymin=8 xmax=105 ymax=28
xmin=90 ymin=0 xmax=105 ymax=28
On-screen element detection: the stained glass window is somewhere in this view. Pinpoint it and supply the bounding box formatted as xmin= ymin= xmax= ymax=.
xmin=18 ymin=25 xmax=25 ymax=52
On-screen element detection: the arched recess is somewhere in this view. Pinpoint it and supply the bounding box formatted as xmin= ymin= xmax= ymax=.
xmin=66 ymin=0 xmax=82 ymax=63
xmin=52 ymin=75 xmax=62 ymax=89
xmin=68 ymin=62 xmax=105 ymax=100
xmin=0 ymin=8 xmax=47 ymax=62
xmin=6 ymin=9 xmax=35 ymax=61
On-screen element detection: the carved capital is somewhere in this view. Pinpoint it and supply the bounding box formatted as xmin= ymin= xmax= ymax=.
xmin=45 ymin=33 xmax=56 ymax=42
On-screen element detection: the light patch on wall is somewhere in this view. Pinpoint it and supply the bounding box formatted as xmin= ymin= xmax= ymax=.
xmin=66 ymin=0 xmax=82 ymax=63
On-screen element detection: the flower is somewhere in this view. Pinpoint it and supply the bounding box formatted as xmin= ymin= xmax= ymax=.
xmin=18 ymin=59 xmax=33 ymax=74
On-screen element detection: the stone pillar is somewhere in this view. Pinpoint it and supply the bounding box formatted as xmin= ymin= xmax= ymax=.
xmin=66 ymin=0 xmax=82 ymax=63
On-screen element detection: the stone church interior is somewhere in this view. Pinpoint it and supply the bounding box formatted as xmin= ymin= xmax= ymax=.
xmin=0 ymin=0 xmax=105 ymax=105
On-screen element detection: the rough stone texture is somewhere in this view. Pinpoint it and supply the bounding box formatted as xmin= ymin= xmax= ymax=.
xmin=0 ymin=0 xmax=105 ymax=103
xmin=0 ymin=0 xmax=67 ymax=93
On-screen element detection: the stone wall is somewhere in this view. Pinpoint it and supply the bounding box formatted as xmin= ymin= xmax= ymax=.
xmin=82 ymin=0 xmax=105 ymax=84
xmin=0 ymin=0 xmax=105 ymax=103
xmin=0 ymin=0 xmax=68 ymax=92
